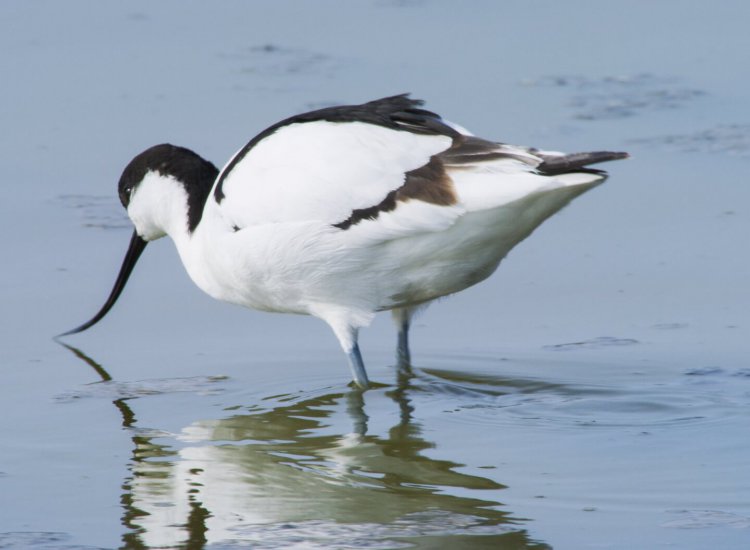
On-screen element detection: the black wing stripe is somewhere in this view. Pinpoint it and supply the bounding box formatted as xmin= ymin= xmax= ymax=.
xmin=333 ymin=156 xmax=457 ymax=230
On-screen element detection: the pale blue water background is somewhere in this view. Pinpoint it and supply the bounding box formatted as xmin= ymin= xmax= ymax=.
xmin=1 ymin=1 xmax=749 ymax=548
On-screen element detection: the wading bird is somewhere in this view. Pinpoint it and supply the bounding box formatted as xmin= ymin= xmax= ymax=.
xmin=61 ymin=95 xmax=627 ymax=387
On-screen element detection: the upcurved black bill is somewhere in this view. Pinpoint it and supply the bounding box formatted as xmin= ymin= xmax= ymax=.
xmin=57 ymin=230 xmax=148 ymax=337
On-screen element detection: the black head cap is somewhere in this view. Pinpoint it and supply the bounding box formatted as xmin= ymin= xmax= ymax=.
xmin=118 ymin=144 xmax=220 ymax=232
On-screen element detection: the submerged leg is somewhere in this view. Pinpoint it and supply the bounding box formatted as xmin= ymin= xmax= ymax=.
xmin=313 ymin=306 xmax=376 ymax=388
xmin=396 ymin=315 xmax=411 ymax=367
xmin=392 ymin=306 xmax=417 ymax=368
xmin=346 ymin=341 xmax=370 ymax=389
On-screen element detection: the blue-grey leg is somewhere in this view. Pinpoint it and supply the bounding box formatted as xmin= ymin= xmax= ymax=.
xmin=346 ymin=342 xmax=370 ymax=389
xmin=396 ymin=316 xmax=411 ymax=367
xmin=319 ymin=312 xmax=373 ymax=388
xmin=392 ymin=306 xmax=419 ymax=368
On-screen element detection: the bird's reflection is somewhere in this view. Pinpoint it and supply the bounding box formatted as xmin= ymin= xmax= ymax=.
xmin=61 ymin=344 xmax=550 ymax=550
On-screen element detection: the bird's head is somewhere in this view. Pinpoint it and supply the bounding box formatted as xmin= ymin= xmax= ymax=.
xmin=58 ymin=144 xmax=218 ymax=337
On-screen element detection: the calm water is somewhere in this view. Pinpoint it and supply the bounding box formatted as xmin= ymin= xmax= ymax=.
xmin=2 ymin=1 xmax=749 ymax=548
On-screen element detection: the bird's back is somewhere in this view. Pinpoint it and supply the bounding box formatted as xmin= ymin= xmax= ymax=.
xmin=196 ymin=95 xmax=624 ymax=315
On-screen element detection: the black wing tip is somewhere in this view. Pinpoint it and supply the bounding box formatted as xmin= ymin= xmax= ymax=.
xmin=537 ymin=150 xmax=629 ymax=175
xmin=602 ymin=151 xmax=630 ymax=161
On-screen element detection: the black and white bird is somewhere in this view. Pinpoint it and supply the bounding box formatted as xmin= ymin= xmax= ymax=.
xmin=61 ymin=95 xmax=627 ymax=387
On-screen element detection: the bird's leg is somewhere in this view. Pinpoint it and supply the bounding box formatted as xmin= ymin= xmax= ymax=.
xmin=397 ymin=317 xmax=411 ymax=367
xmin=346 ymin=341 xmax=370 ymax=389
xmin=392 ymin=307 xmax=414 ymax=370
xmin=317 ymin=309 xmax=374 ymax=389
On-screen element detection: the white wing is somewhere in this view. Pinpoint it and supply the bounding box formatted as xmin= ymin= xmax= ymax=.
xmin=214 ymin=120 xmax=452 ymax=228
xmin=207 ymin=93 xmax=624 ymax=249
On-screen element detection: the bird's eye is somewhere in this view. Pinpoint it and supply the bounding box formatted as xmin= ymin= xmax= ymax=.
xmin=119 ymin=185 xmax=136 ymax=207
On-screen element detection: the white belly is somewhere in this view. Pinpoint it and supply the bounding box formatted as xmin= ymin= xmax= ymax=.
xmin=185 ymin=181 xmax=594 ymax=317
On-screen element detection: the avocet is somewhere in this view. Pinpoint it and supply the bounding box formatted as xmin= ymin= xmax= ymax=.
xmin=61 ymin=95 xmax=627 ymax=387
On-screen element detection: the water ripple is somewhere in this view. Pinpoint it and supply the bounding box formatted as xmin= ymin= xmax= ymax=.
xmin=55 ymin=375 xmax=228 ymax=403
xmin=520 ymin=73 xmax=705 ymax=120
xmin=662 ymin=509 xmax=750 ymax=529
xmin=408 ymin=360 xmax=749 ymax=430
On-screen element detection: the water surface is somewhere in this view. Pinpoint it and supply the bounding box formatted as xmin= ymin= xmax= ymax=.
xmin=1 ymin=1 xmax=749 ymax=548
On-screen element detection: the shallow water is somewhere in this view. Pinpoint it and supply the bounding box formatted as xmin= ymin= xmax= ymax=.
xmin=2 ymin=1 xmax=749 ymax=549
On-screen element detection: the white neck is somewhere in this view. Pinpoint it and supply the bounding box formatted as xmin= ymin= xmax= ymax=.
xmin=128 ymin=172 xmax=201 ymax=273
xmin=128 ymin=172 xmax=194 ymax=242
xmin=126 ymin=172 xmax=229 ymax=301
